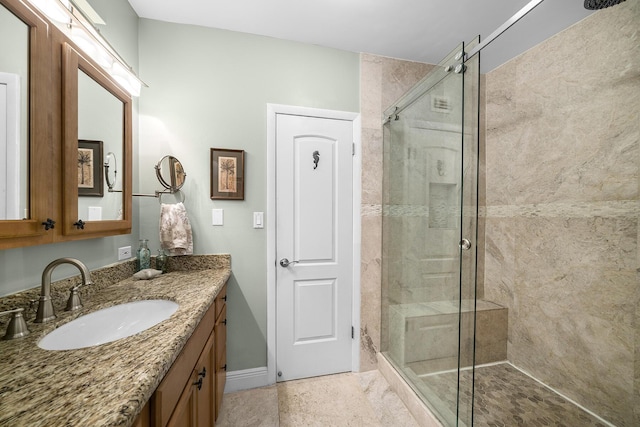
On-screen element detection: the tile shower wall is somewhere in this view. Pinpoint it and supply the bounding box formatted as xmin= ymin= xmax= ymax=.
xmin=360 ymin=54 xmax=434 ymax=371
xmin=483 ymin=2 xmax=639 ymax=426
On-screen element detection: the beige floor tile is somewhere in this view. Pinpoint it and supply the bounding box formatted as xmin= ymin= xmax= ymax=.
xmin=216 ymin=385 xmax=280 ymax=427
xmin=278 ymin=373 xmax=381 ymax=426
xmin=216 ymin=371 xmax=418 ymax=427
xmin=357 ymin=370 xmax=420 ymax=427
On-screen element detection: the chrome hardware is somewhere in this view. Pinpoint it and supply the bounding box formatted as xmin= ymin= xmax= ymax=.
xmin=313 ymin=151 xmax=320 ymax=170
xmin=73 ymin=220 xmax=85 ymax=229
xmin=0 ymin=308 xmax=30 ymax=340
xmin=279 ymin=258 xmax=299 ymax=267
xmin=454 ymin=51 xmax=464 ymax=61
xmin=278 ymin=371 xmax=282 ymax=377
xmin=454 ymin=64 xmax=467 ymax=74
xmin=35 ymin=258 xmax=93 ymax=323
xmin=280 ymin=258 xmax=300 ymax=267
xmin=65 ymin=285 xmax=84 ymax=312
xmin=445 ymin=65 xmax=453 ymax=72
xmin=42 ymin=218 xmax=56 ymax=230
xmin=459 ymin=239 xmax=472 ymax=251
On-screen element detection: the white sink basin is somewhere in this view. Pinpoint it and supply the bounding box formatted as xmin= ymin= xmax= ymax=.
xmin=38 ymin=300 xmax=179 ymax=351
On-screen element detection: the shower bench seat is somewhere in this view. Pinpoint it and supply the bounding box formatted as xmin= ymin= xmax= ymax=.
xmin=389 ymin=299 xmax=507 ymax=371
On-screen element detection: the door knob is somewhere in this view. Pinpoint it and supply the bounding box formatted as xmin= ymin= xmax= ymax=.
xmin=279 ymin=258 xmax=299 ymax=267
xmin=459 ymin=239 xmax=471 ymax=250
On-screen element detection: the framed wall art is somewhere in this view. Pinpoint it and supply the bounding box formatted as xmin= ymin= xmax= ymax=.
xmin=78 ymin=139 xmax=103 ymax=197
xmin=210 ymin=148 xmax=245 ymax=200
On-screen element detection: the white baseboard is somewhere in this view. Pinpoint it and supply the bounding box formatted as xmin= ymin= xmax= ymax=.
xmin=224 ymin=367 xmax=270 ymax=394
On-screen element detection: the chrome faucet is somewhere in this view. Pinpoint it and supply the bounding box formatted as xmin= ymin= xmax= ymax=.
xmin=35 ymin=258 xmax=93 ymax=323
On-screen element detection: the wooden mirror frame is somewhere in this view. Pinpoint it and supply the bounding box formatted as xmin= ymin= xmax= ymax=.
xmin=61 ymin=42 xmax=132 ymax=238
xmin=0 ymin=0 xmax=53 ymax=248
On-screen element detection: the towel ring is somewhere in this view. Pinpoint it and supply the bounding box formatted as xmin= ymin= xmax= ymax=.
xmin=158 ymin=190 xmax=185 ymax=204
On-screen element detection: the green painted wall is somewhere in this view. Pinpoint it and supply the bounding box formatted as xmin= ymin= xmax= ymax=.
xmin=137 ymin=19 xmax=360 ymax=370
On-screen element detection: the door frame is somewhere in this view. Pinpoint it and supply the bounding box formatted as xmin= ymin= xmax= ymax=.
xmin=266 ymin=103 xmax=361 ymax=384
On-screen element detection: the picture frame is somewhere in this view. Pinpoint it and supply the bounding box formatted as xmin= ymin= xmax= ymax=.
xmin=210 ymin=148 xmax=244 ymax=200
xmin=78 ymin=139 xmax=103 ymax=197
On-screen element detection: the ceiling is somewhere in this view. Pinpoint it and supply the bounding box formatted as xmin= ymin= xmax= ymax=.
xmin=126 ymin=0 xmax=593 ymax=72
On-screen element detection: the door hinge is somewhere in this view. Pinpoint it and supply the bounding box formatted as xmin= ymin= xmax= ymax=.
xmin=351 ymin=326 xmax=355 ymax=339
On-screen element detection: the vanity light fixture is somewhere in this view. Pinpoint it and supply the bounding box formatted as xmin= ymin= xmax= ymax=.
xmin=28 ymin=0 xmax=145 ymax=97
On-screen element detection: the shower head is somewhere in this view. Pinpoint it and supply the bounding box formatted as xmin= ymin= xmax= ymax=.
xmin=584 ymin=0 xmax=626 ymax=10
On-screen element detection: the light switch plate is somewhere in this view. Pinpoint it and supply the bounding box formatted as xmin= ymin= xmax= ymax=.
xmin=253 ymin=212 xmax=264 ymax=229
xmin=212 ymin=209 xmax=224 ymax=226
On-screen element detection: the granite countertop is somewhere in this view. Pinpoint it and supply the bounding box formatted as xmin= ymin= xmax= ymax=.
xmin=0 ymin=254 xmax=231 ymax=426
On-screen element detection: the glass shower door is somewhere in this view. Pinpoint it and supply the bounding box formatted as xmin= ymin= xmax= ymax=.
xmin=381 ymin=39 xmax=479 ymax=426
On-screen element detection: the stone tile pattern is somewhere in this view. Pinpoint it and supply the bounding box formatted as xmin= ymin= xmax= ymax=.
xmin=360 ymin=53 xmax=434 ymax=371
xmin=216 ymin=371 xmax=419 ymax=427
xmin=483 ymin=2 xmax=639 ymax=426
xmin=416 ymin=363 xmax=607 ymax=427
xmin=0 ymin=254 xmax=230 ymax=426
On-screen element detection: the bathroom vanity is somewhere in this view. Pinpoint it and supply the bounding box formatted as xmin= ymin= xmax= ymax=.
xmin=0 ymin=254 xmax=230 ymax=426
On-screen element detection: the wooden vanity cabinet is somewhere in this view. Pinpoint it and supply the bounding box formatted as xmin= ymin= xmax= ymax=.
xmin=214 ymin=287 xmax=227 ymax=419
xmin=140 ymin=283 xmax=226 ymax=427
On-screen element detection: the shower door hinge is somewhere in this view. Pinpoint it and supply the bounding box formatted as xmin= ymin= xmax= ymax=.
xmin=352 ymin=326 xmax=355 ymax=339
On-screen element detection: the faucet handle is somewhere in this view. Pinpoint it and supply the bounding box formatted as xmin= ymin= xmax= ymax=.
xmin=66 ymin=286 xmax=83 ymax=312
xmin=0 ymin=308 xmax=30 ymax=340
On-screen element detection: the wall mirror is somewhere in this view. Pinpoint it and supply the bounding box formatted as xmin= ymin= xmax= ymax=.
xmin=0 ymin=0 xmax=52 ymax=247
xmin=0 ymin=3 xmax=28 ymax=220
xmin=156 ymin=155 xmax=187 ymax=192
xmin=62 ymin=42 xmax=132 ymax=237
xmin=104 ymin=151 xmax=118 ymax=191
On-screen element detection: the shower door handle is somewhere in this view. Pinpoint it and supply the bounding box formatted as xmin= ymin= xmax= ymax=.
xmin=279 ymin=258 xmax=299 ymax=267
xmin=459 ymin=239 xmax=471 ymax=251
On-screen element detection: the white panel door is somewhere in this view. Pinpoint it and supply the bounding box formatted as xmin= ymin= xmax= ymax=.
xmin=276 ymin=113 xmax=353 ymax=382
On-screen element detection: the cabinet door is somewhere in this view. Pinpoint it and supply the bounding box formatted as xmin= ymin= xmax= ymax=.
xmin=166 ymin=370 xmax=197 ymax=427
xmin=196 ymin=333 xmax=215 ymax=427
xmin=0 ymin=0 xmax=54 ymax=248
xmin=215 ymin=304 xmax=227 ymax=419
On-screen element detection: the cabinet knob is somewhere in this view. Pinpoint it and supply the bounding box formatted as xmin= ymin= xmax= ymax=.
xmin=223 ymin=318 xmax=227 ymax=325
xmin=73 ymin=220 xmax=85 ymax=230
xmin=193 ymin=377 xmax=203 ymax=390
xmin=198 ymin=367 xmax=206 ymax=378
xmin=42 ymin=218 xmax=56 ymax=230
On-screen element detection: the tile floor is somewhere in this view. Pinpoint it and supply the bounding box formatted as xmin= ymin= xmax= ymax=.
xmin=217 ymin=363 xmax=611 ymax=427
xmin=216 ymin=371 xmax=420 ymax=427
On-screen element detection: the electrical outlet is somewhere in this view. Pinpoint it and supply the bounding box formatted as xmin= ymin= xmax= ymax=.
xmin=118 ymin=246 xmax=132 ymax=260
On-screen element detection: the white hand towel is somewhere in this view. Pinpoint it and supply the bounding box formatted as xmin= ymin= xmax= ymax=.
xmin=159 ymin=202 xmax=193 ymax=256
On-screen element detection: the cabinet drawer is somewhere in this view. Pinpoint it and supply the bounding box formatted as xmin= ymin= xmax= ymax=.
xmin=215 ymin=284 xmax=227 ymax=320
xmin=152 ymin=302 xmax=216 ymax=427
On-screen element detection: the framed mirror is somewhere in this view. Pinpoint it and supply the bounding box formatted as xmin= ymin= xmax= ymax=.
xmin=0 ymin=0 xmax=53 ymax=247
xmin=62 ymin=42 xmax=132 ymax=237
